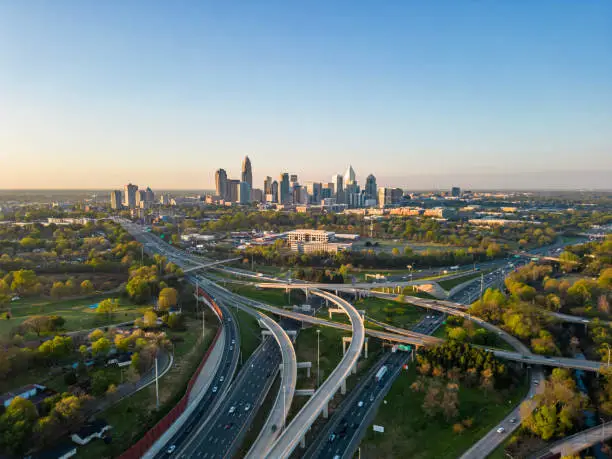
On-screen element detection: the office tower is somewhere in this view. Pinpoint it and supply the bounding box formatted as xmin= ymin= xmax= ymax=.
xmin=241 ymin=156 xmax=253 ymax=188
xmin=451 ymin=186 xmax=461 ymax=197
xmin=215 ymin=169 xmax=228 ymax=199
xmin=321 ymin=183 xmax=333 ymax=200
xmin=292 ymin=184 xmax=302 ymax=205
xmin=305 ymin=182 xmax=322 ymax=204
xmin=344 ymin=165 xmax=356 ymax=185
xmin=378 ymin=187 xmax=404 ymax=208
xmin=271 ymin=181 xmax=279 ymax=203
xmin=110 ymin=190 xmax=122 ymax=210
xmin=227 ymin=179 xmax=240 ymax=202
xmin=365 ymin=174 xmax=377 ymax=202
xmin=251 ymin=188 xmax=263 ymax=203
xmin=263 ymin=176 xmax=272 ymax=195
xmin=279 ymin=173 xmax=290 ymax=204
xmin=145 ymin=187 xmax=155 ymax=203
xmin=332 ymin=174 xmax=344 ymax=204
xmin=159 ymin=194 xmax=170 ymax=205
xmin=136 ymin=190 xmax=147 ymax=207
xmin=290 ymin=174 xmax=298 ymax=185
xmin=124 ymin=183 xmax=138 ymax=209
xmin=391 ymin=188 xmax=404 ymax=204
xmin=238 ymin=181 xmax=252 ymax=205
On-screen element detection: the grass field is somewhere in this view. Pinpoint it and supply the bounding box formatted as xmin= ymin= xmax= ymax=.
xmin=75 ymin=315 xmax=219 ymax=458
xmin=355 ymin=297 xmax=426 ymax=329
xmin=359 ymin=366 xmax=528 ymax=459
xmin=225 ymin=284 xmax=306 ymax=308
xmin=0 ymin=295 xmax=145 ymax=338
xmin=233 ymin=307 xmax=262 ymax=362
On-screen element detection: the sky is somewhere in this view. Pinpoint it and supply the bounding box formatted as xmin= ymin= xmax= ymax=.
xmin=1 ymin=1 xmax=611 ymax=190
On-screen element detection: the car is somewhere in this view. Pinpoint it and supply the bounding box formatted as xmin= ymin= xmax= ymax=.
xmin=357 ymin=401 xmax=364 ymax=407
xmin=166 ymin=445 xmax=176 ymax=454
xmin=231 ymin=339 xmax=235 ymax=344
xmin=533 ymin=380 xmax=539 ymax=385
xmin=245 ymin=403 xmax=251 ymax=411
xmin=496 ymin=427 xmax=505 ymax=434
xmin=212 ymin=386 xmax=218 ymax=393
xmin=369 ymin=395 xmax=374 ymax=402
xmin=230 ymin=346 xmax=233 ymax=350
xmin=220 ymin=376 xmax=225 ymax=382
xmin=509 ymin=418 xmax=517 ymax=424
xmin=224 ymin=423 xmax=233 ymax=430
xmin=229 ymin=406 xmax=236 ymax=414
xmin=329 ymin=433 xmax=336 ymax=442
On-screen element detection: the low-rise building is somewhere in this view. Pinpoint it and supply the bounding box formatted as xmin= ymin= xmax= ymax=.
xmin=71 ymin=420 xmax=111 ymax=445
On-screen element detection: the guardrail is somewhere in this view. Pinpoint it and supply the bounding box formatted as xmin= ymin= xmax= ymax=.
xmin=117 ymin=291 xmax=223 ymax=459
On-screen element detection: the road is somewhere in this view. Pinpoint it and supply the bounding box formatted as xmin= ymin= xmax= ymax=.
xmin=531 ymin=420 xmax=612 ymax=458
xmin=265 ymin=289 xmax=366 ymax=458
xmin=304 ymin=313 xmax=445 ymax=459
xmin=459 ymin=367 xmax=544 ymax=459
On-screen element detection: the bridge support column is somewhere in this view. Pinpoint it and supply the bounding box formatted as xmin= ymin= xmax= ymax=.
xmin=352 ymin=363 xmax=357 ymax=375
xmin=300 ymin=435 xmax=306 ymax=449
xmin=364 ymin=337 xmax=369 ymax=359
xmin=341 ymin=379 xmax=347 ymax=395
xmin=307 ymin=366 xmax=311 ymax=378
xmin=323 ymin=402 xmax=329 ymax=418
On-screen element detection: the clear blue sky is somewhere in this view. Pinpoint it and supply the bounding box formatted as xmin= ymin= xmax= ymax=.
xmin=1 ymin=0 xmax=611 ymax=190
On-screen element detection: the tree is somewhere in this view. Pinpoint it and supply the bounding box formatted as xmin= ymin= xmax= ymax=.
xmin=91 ymin=337 xmax=111 ymax=357
xmin=559 ymin=251 xmax=580 ymax=273
xmin=126 ymin=277 xmax=153 ymax=304
xmin=80 ymin=279 xmax=94 ymax=294
xmin=391 ymin=247 xmax=400 ymax=256
xmin=10 ymin=269 xmax=41 ymax=296
xmin=0 ymin=397 xmax=38 ymax=454
xmin=88 ymin=329 xmax=105 ymax=342
xmin=50 ymin=281 xmax=67 ymax=299
xmin=97 ymin=298 xmax=119 ymax=320
xmin=158 ymin=287 xmax=178 ymax=311
xmin=143 ymin=310 xmax=158 ymax=328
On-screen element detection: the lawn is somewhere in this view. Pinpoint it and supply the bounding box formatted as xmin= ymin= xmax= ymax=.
xmin=0 ymin=295 xmax=145 ymax=338
xmin=226 ymin=284 xmax=306 ymax=308
xmin=233 ymin=307 xmax=262 ymax=362
xmin=359 ymin=367 xmax=529 ymax=459
xmin=355 ymin=297 xmax=426 ymax=329
xmin=75 ymin=315 xmax=219 ymax=458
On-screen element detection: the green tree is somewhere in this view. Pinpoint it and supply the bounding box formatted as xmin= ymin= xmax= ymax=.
xmin=80 ymin=279 xmax=94 ymax=294
xmin=10 ymin=270 xmax=41 ymax=296
xmin=143 ymin=310 xmax=158 ymax=328
xmin=559 ymin=251 xmax=580 ymax=273
xmin=97 ymin=298 xmax=119 ymax=320
xmin=91 ymin=337 xmax=111 ymax=356
xmin=0 ymin=397 xmax=38 ymax=454
xmin=158 ymin=287 xmax=178 ymax=311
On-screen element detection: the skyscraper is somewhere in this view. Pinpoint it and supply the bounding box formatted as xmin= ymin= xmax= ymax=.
xmin=263 ymin=176 xmax=272 ymax=195
xmin=238 ymin=181 xmax=251 ymax=205
xmin=124 ymin=183 xmax=138 ymax=209
xmin=241 ymin=156 xmax=253 ymax=188
xmin=365 ymin=174 xmax=377 ymax=202
xmin=136 ymin=190 xmax=147 ymax=208
xmin=226 ymin=179 xmax=240 ymax=202
xmin=344 ymin=165 xmax=356 ymax=185
xmin=271 ymin=180 xmax=279 ymax=203
xmin=145 ymin=187 xmax=155 ymax=203
xmin=332 ymin=174 xmax=344 ymax=204
xmin=280 ymin=173 xmax=290 ymax=204
xmin=451 ymin=187 xmax=461 ymax=197
xmin=215 ymin=169 xmax=228 ymax=199
xmin=110 ymin=190 xmax=122 ymax=210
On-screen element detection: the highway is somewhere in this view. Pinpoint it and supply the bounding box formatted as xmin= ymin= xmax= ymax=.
xmin=265 ymin=289 xmax=366 ymax=458
xmin=531 ymin=420 xmax=612 ymax=458
xmin=304 ymin=313 xmax=445 ymax=459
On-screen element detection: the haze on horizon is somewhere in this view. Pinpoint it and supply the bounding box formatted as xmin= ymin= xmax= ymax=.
xmin=1 ymin=1 xmax=611 ymax=191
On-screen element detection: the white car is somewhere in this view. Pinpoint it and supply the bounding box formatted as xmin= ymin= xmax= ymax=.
xmin=212 ymin=386 xmax=218 ymax=393
xmin=229 ymin=406 xmax=236 ymax=414
xmin=245 ymin=403 xmax=251 ymax=411
xmin=496 ymin=427 xmax=505 ymax=434
xmin=220 ymin=376 xmax=225 ymax=382
xmin=357 ymin=401 xmax=364 ymax=407
xmin=166 ymin=445 xmax=176 ymax=454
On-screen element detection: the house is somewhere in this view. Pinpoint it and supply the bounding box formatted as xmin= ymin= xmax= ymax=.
xmin=71 ymin=420 xmax=111 ymax=445
xmin=0 ymin=384 xmax=47 ymax=408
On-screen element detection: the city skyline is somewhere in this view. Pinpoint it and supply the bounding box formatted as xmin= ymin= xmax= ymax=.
xmin=1 ymin=1 xmax=611 ymax=190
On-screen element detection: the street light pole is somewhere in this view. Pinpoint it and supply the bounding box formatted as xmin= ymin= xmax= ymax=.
xmin=316 ymin=329 xmax=321 ymax=388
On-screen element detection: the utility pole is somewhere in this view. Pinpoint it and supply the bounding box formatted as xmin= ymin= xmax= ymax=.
xmin=155 ymin=356 xmax=160 ymax=410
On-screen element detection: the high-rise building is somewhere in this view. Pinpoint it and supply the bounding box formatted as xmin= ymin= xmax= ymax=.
xmin=451 ymin=187 xmax=461 ymax=197
xmin=251 ymin=188 xmax=263 ymax=203
xmin=344 ymin=165 xmax=356 ymax=186
xmin=159 ymin=194 xmax=170 ymax=206
xmin=241 ymin=156 xmax=253 ymax=188
xmin=365 ymin=174 xmax=377 ymax=203
xmin=378 ymin=187 xmax=404 ymax=208
xmin=292 ymin=184 xmax=302 ymax=205
xmin=136 ymin=190 xmax=147 ymax=208
xmin=279 ymin=173 xmax=290 ymax=204
xmin=145 ymin=187 xmax=155 ymax=203
xmin=226 ymin=179 xmax=240 ymax=203
xmin=124 ymin=183 xmax=138 ymax=209
xmin=215 ymin=169 xmax=228 ymax=199
xmin=290 ymin=174 xmax=298 ymax=185
xmin=238 ymin=181 xmax=252 ymax=205
xmin=271 ymin=180 xmax=279 ymax=203
xmin=110 ymin=190 xmax=122 ymax=210
xmin=332 ymin=174 xmax=344 ymax=204
xmin=305 ymin=182 xmax=322 ymax=204
xmin=263 ymin=176 xmax=273 ymax=195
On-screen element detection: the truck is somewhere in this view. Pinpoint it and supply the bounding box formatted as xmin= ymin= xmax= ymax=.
xmin=375 ymin=365 xmax=388 ymax=383
xmin=450 ymin=265 xmax=460 ymax=271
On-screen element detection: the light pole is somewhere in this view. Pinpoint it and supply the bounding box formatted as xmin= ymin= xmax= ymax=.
xmin=605 ymin=343 xmax=611 ymax=367
xmin=316 ymin=329 xmax=321 ymax=388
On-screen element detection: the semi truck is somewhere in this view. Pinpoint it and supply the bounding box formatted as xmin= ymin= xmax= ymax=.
xmin=375 ymin=365 xmax=388 ymax=383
